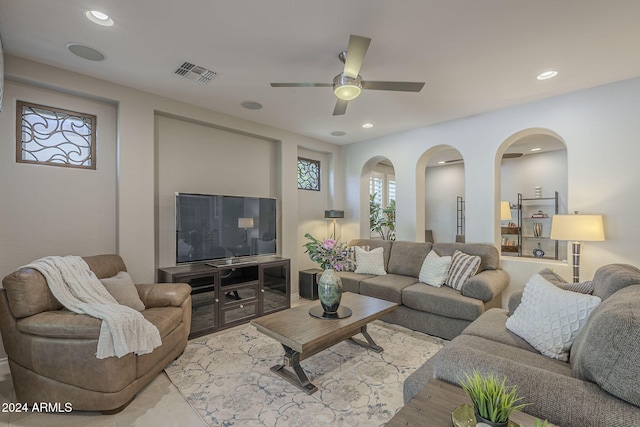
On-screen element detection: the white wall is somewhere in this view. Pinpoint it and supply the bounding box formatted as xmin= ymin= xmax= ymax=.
xmin=0 ymin=80 xmax=117 ymax=275
xmin=425 ymin=163 xmax=464 ymax=243
xmin=297 ymin=148 xmax=331 ymax=273
xmin=500 ymin=150 xmax=568 ymax=210
xmin=342 ymin=77 xmax=640 ymax=302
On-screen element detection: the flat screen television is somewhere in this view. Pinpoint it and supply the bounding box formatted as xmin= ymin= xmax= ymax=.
xmin=175 ymin=193 xmax=277 ymax=264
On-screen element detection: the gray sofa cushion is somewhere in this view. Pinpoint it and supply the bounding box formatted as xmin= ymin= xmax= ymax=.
xmin=402 ymin=283 xmax=484 ymax=321
xmin=592 ymin=263 xmax=640 ymax=300
xmin=570 ymin=285 xmax=640 ymax=407
xmin=432 ymin=242 xmax=500 ymax=271
xmin=337 ymin=271 xmax=373 ymax=294
xmin=432 ymin=335 xmax=640 ymax=427
xmin=387 ymin=241 xmax=432 ymax=277
xmin=359 ymin=274 xmax=418 ymax=304
xmin=460 ymin=308 xmax=538 ymax=353
xmin=461 ymin=269 xmax=509 ymax=302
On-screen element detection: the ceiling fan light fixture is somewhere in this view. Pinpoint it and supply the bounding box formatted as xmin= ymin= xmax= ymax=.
xmin=333 ymin=74 xmax=362 ymax=101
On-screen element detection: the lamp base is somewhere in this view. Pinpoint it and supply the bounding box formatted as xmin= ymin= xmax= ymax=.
xmin=571 ymin=241 xmax=582 ymax=283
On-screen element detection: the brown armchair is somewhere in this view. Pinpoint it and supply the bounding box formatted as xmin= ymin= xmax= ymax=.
xmin=0 ymin=254 xmax=191 ymax=413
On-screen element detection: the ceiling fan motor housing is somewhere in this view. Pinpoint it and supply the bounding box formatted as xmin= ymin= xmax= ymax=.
xmin=333 ymin=73 xmax=362 ymax=100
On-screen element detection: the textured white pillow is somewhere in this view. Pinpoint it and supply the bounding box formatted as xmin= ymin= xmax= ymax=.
xmin=446 ymin=250 xmax=481 ymax=291
xmin=419 ymin=251 xmax=452 ymax=287
xmin=506 ymin=273 xmax=601 ymax=361
xmin=354 ymin=246 xmax=386 ymax=275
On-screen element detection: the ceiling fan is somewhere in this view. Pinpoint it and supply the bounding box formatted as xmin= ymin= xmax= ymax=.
xmin=271 ymin=34 xmax=425 ymax=116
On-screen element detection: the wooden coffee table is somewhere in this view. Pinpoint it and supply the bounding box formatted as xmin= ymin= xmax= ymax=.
xmin=251 ymin=292 xmax=397 ymax=394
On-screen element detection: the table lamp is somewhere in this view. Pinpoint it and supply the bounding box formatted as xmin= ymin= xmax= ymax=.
xmin=324 ymin=210 xmax=344 ymax=238
xmin=500 ymin=201 xmax=512 ymax=221
xmin=238 ymin=217 xmax=254 ymax=245
xmin=550 ymin=212 xmax=604 ymax=282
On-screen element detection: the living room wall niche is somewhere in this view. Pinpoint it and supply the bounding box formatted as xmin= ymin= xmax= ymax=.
xmin=154 ymin=114 xmax=279 ymax=268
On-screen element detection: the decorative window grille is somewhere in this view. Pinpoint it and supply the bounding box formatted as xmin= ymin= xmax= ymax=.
xmin=297 ymin=157 xmax=320 ymax=191
xmin=16 ymin=101 xmax=97 ymax=169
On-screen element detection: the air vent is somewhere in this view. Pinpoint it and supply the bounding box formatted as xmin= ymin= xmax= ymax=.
xmin=174 ymin=61 xmax=217 ymax=84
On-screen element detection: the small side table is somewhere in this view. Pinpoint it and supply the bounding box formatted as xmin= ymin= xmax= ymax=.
xmin=299 ymin=268 xmax=322 ymax=300
xmin=386 ymin=379 xmax=555 ymax=427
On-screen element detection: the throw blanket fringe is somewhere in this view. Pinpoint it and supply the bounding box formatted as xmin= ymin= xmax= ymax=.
xmin=23 ymin=256 xmax=161 ymax=359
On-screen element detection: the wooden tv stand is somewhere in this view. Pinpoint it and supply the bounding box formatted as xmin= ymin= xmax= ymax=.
xmin=158 ymin=256 xmax=290 ymax=338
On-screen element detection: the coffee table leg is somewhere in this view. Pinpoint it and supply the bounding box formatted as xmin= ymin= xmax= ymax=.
xmin=270 ymin=345 xmax=318 ymax=394
xmin=349 ymin=325 xmax=383 ymax=353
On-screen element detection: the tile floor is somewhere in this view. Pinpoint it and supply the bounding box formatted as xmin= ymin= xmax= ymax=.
xmin=0 ymin=363 xmax=205 ymax=426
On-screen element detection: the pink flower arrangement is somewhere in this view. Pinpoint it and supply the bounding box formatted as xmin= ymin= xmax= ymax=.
xmin=303 ymin=233 xmax=348 ymax=271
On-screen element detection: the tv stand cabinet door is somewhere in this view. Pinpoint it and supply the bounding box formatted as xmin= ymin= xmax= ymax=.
xmin=260 ymin=259 xmax=291 ymax=316
xmin=157 ymin=265 xmax=220 ymax=339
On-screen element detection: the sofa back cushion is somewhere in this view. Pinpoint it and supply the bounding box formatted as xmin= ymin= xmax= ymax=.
xmin=388 ymin=241 xmax=432 ymax=277
xmin=1 ymin=254 xmax=128 ymax=319
xmin=591 ymin=263 xmax=640 ymax=301
xmin=83 ymin=254 xmax=128 ymax=279
xmin=433 ymin=243 xmax=500 ymax=271
xmin=348 ymin=239 xmax=393 ymax=272
xmin=570 ymin=285 xmax=640 ymax=407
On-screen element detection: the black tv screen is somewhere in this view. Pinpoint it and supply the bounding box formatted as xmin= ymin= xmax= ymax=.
xmin=176 ymin=193 xmax=277 ymax=264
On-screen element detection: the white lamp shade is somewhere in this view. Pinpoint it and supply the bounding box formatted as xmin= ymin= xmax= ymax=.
xmin=500 ymin=201 xmax=512 ymax=221
xmin=238 ymin=217 xmax=254 ymax=228
xmin=550 ymin=214 xmax=604 ymax=241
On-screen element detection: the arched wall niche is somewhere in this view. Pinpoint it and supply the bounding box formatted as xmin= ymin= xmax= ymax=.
xmin=360 ymin=156 xmax=395 ymax=238
xmin=416 ymin=145 xmax=465 ymax=243
xmin=496 ymin=127 xmax=568 ymax=259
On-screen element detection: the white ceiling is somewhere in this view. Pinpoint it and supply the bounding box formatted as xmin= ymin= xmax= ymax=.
xmin=1 ymin=1 xmax=639 ymax=145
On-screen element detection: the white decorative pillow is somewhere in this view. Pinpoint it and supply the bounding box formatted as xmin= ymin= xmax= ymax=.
xmin=354 ymin=246 xmax=386 ymax=275
xmin=446 ymin=250 xmax=481 ymax=291
xmin=100 ymin=271 xmax=146 ymax=312
xmin=419 ymin=251 xmax=452 ymax=287
xmin=506 ymin=273 xmax=601 ymax=361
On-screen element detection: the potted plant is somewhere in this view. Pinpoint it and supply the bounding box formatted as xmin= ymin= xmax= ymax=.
xmin=369 ymin=193 xmax=396 ymax=240
xmin=460 ymin=370 xmax=529 ymax=427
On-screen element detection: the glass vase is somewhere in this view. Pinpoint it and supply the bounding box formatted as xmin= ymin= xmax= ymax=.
xmin=318 ymin=268 xmax=342 ymax=314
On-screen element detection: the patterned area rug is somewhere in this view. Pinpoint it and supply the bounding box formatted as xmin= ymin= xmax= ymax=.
xmin=165 ymin=320 xmax=446 ymax=426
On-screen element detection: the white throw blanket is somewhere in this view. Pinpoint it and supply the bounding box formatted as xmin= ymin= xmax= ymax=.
xmin=23 ymin=256 xmax=161 ymax=359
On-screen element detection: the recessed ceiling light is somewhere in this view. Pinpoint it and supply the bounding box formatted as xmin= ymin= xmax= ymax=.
xmin=241 ymin=101 xmax=263 ymax=110
xmin=537 ymin=70 xmax=558 ymax=80
xmin=85 ymin=10 xmax=114 ymax=26
xmin=438 ymin=161 xmax=446 ymax=165
xmin=531 ymin=147 xmax=542 ymax=152
xmin=66 ymin=43 xmax=105 ymax=61
xmin=331 ymin=131 xmax=346 ymax=137
xmin=362 ymin=123 xmax=373 ymax=129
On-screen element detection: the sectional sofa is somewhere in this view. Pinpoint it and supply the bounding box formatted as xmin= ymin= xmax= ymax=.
xmin=338 ymin=239 xmax=509 ymax=340
xmin=404 ymin=263 xmax=640 ymax=426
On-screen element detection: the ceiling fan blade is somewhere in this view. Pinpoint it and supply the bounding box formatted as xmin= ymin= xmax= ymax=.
xmin=270 ymin=83 xmax=332 ymax=87
xmin=333 ymin=99 xmax=348 ymax=116
xmin=343 ymin=35 xmax=371 ymax=79
xmin=362 ymin=81 xmax=425 ymax=92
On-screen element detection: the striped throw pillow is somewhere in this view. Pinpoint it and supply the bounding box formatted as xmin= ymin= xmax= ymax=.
xmin=446 ymin=250 xmax=481 ymax=291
